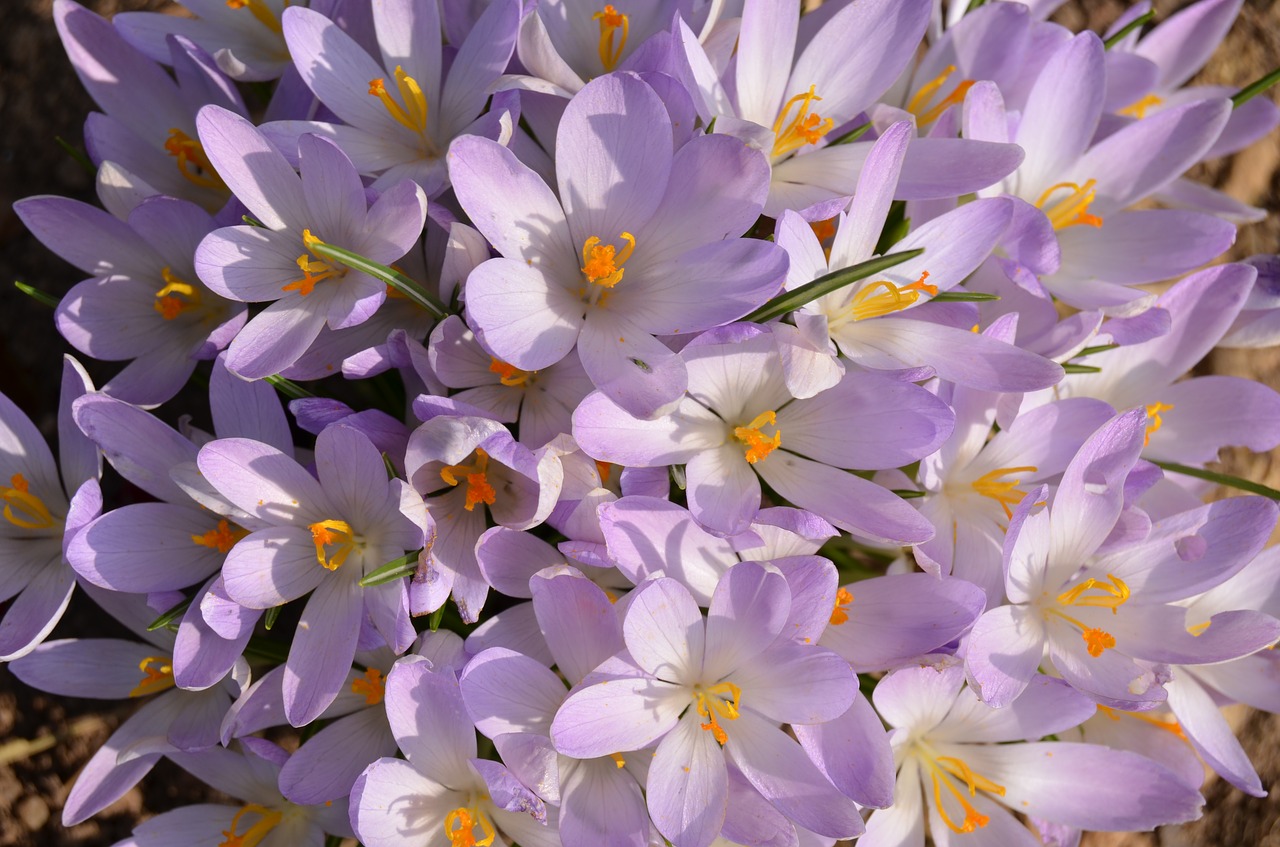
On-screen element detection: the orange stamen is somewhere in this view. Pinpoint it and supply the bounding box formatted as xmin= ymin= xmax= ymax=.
xmin=829 ymin=587 xmax=854 ymax=626
xmin=733 ymin=410 xmax=781 ymax=464
xmin=1035 ymin=180 xmax=1103 ymax=230
xmin=163 ymin=128 xmax=227 ymax=191
xmin=592 ymin=6 xmax=629 ymax=72
xmin=351 ymin=667 xmax=386 ymax=706
xmin=192 ymin=518 xmax=248 ymax=554
xmin=772 ymin=85 xmax=835 ymax=158
xmin=0 ymin=472 xmax=56 ymax=530
xmin=440 ymin=448 xmax=498 ymax=512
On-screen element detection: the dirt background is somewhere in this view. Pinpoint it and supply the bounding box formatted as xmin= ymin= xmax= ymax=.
xmin=0 ymin=0 xmax=1277 ymax=845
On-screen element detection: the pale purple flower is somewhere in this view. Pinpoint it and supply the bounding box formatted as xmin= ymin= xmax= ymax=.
xmin=115 ymin=0 xmax=295 ymax=81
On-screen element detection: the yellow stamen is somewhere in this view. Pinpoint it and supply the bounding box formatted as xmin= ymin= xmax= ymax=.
xmin=970 ymin=465 xmax=1038 ymax=519
xmin=580 ymin=233 xmax=636 ymax=289
xmin=351 ymin=667 xmax=386 ymax=706
xmin=906 ymin=65 xmax=976 ymax=128
xmin=829 ymin=587 xmax=854 ymax=626
xmin=440 ymin=448 xmax=498 ymax=512
xmin=1187 ymin=620 xmax=1212 ymax=637
xmin=592 ymin=5 xmax=629 ymax=72
xmin=219 ymin=803 xmax=283 ymax=847
xmin=192 ymin=518 xmax=248 ymax=554
xmin=810 ymin=217 xmax=837 ymax=243
xmin=0 ymin=473 xmax=56 ymax=531
xmin=153 ymin=266 xmax=202 ymax=320
xmin=1082 ymin=627 xmax=1116 ymax=657
xmin=831 ymin=271 xmax=936 ymax=326
xmin=923 ymin=753 xmax=1004 ymax=834
xmin=308 ymin=519 xmax=356 ymax=571
xmin=610 ymin=752 xmax=626 ymax=768
xmin=1035 ymin=180 xmax=1103 ymax=230
xmin=488 ymin=358 xmax=534 ymax=387
xmin=694 ymin=681 xmax=742 ymax=745
xmin=129 ymin=656 xmax=175 ymax=698
xmin=1057 ymin=574 xmax=1130 ymax=612
xmin=771 ymin=85 xmax=835 ymax=158
xmin=444 ymin=807 xmax=496 ymax=847
xmin=1118 ymin=93 xmax=1163 ymax=119
xmin=282 ymin=229 xmax=344 ymax=296
xmin=1097 ymin=705 xmax=1187 ymax=740
xmin=368 ymin=65 xmax=430 ymax=134
xmin=595 ymin=460 xmax=614 ymax=484
xmin=163 ymin=128 xmax=227 ymax=191
xmin=733 ymin=410 xmax=781 ymax=464
xmin=1143 ymin=401 xmax=1173 ymax=447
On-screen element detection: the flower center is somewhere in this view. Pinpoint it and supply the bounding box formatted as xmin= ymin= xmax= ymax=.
xmin=1035 ymin=180 xmax=1103 ymax=230
xmin=733 ymin=410 xmax=781 ymax=464
xmin=1143 ymin=401 xmax=1173 ymax=446
xmin=369 ymin=65 xmax=433 ymax=140
xmin=164 ymin=128 xmax=228 ymax=192
xmin=829 ymin=271 xmax=936 ymax=328
xmin=693 ymin=681 xmax=741 ymax=746
xmin=771 ymin=85 xmax=835 ymax=158
xmin=153 ymin=266 xmax=202 ymax=320
xmin=906 ymin=64 xmax=976 ymax=128
xmin=351 ymin=666 xmax=386 ymax=706
xmin=829 ymin=587 xmax=854 ymax=626
xmin=580 ymin=232 xmax=636 ymax=294
xmin=970 ymin=465 xmax=1038 ymax=519
xmin=219 ymin=803 xmax=283 ymax=847
xmin=129 ymin=655 xmax=175 ymax=698
xmin=308 ymin=519 xmax=357 ymax=571
xmin=1046 ymin=573 xmax=1130 ymax=657
xmin=225 ymin=0 xmax=285 ymax=34
xmin=282 ymin=229 xmax=345 ymax=296
xmin=192 ymin=518 xmax=249 ymax=554
xmin=0 ymin=473 xmax=57 ymax=531
xmin=488 ymin=358 xmax=535 ymax=387
xmin=1118 ymin=93 xmax=1163 ymax=119
xmin=921 ymin=751 xmax=1006 ymax=834
xmin=444 ymin=807 xmax=496 ymax=847
xmin=440 ymin=448 xmax=498 ymax=512
xmin=592 ymin=5 xmax=629 ymax=72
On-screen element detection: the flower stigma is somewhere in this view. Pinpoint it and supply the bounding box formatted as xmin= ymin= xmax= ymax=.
xmin=219 ymin=803 xmax=283 ymax=847
xmin=164 ymin=128 xmax=227 ymax=192
xmin=733 ymin=410 xmax=781 ymax=464
xmin=970 ymin=465 xmax=1037 ymax=519
xmin=489 ymin=358 xmax=534 ymax=387
xmin=351 ymin=667 xmax=386 ymax=706
xmin=440 ymin=448 xmax=498 ymax=512
xmin=309 ymin=519 xmax=357 ymax=571
xmin=1045 ymin=574 xmax=1130 ymax=657
xmin=192 ymin=518 xmax=248 ymax=554
xmin=129 ymin=655 xmax=175 ymax=697
xmin=693 ymin=681 xmax=742 ymax=745
xmin=1097 ymin=705 xmax=1187 ymax=740
xmin=153 ymin=267 xmax=202 ymax=320
xmin=1035 ymin=180 xmax=1103 ymax=230
xmin=283 ymin=230 xmax=345 ymax=296
xmin=445 ymin=806 xmax=496 ymax=847
xmin=0 ymin=473 xmax=56 ymax=531
xmin=829 ymin=587 xmax=854 ymax=625
xmin=829 ymin=271 xmax=936 ymax=328
xmin=593 ymin=5 xmax=629 ymax=72
xmin=920 ymin=750 xmax=1006 ymax=834
xmin=907 ymin=64 xmax=976 ymax=128
xmin=1144 ymin=401 xmax=1173 ymax=446
xmin=772 ymin=85 xmax=835 ymax=158
xmin=368 ymin=65 xmax=434 ymax=146
xmin=580 ymin=233 xmax=636 ymax=302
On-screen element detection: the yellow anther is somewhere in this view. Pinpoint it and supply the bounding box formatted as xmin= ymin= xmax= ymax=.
xmin=1143 ymin=401 xmax=1173 ymax=447
xmin=1082 ymin=627 xmax=1116 ymax=657
xmin=906 ymin=65 xmax=976 ymax=128
xmin=163 ymin=128 xmax=227 ymax=192
xmin=282 ymin=229 xmax=344 ymax=296
xmin=970 ymin=465 xmax=1038 ymax=519
xmin=0 ymin=473 xmax=56 ymax=531
xmin=1118 ymin=93 xmax=1163 ymax=119
xmin=1097 ymin=705 xmax=1187 ymax=740
xmin=771 ymin=85 xmax=835 ymax=158
xmin=444 ymin=807 xmax=496 ymax=847
xmin=924 ymin=753 xmax=1004 ymax=834
xmin=192 ymin=518 xmax=248 ymax=554
xmin=308 ymin=519 xmax=356 ymax=571
xmin=829 ymin=587 xmax=854 ymax=626
xmin=1056 ymin=574 xmax=1130 ymax=612
xmin=610 ymin=752 xmax=626 ymax=768
xmin=733 ymin=410 xmax=781 ymax=464
xmin=440 ymin=448 xmax=498 ymax=512
xmin=831 ymin=271 xmax=936 ymax=326
xmin=694 ymin=681 xmax=742 ymax=746
xmin=129 ymin=655 xmax=175 ymax=698
xmin=592 ymin=5 xmax=629 ymax=72
xmin=810 ymin=217 xmax=837 ymax=243
xmin=1187 ymin=620 xmax=1212 ymax=637
xmin=488 ymin=358 xmax=534 ymax=387
xmin=351 ymin=667 xmax=386 ymax=706
xmin=1035 ymin=180 xmax=1103 ymax=230
xmin=219 ymin=803 xmax=283 ymax=847
xmin=580 ymin=233 xmax=636 ymax=289
xmin=368 ymin=65 xmax=431 ymax=134
xmin=154 ymin=266 xmax=202 ymax=320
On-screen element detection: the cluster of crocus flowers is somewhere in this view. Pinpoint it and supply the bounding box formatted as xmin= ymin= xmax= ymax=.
xmin=7 ymin=0 xmax=1280 ymax=846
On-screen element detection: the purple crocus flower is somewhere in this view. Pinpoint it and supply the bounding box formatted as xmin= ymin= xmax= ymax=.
xmin=449 ymin=71 xmax=787 ymax=419
xmin=194 ymin=105 xmax=428 ymax=379
xmin=115 ymin=0 xmax=294 ymax=81
xmin=197 ymin=424 xmax=430 ymax=725
xmin=0 ymin=357 xmax=100 ymax=661
xmin=551 ymin=563 xmax=864 ymax=847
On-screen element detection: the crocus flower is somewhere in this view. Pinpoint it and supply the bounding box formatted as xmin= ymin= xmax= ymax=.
xmin=450 ymin=71 xmax=786 ymax=419
xmin=115 ymin=0 xmax=294 ymax=81
xmin=194 ymin=106 xmax=428 ymax=379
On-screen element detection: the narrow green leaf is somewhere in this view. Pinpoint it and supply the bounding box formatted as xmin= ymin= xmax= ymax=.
xmin=930 ymin=291 xmax=1000 ymax=303
xmin=965 ymin=0 xmax=989 ymax=12
xmin=1151 ymin=460 xmax=1280 ymax=500
xmin=264 ymin=374 xmax=314 ymax=400
xmin=705 ymin=116 xmax=717 ymax=134
xmin=670 ymin=465 xmax=688 ymax=491
xmin=14 ymin=281 xmax=59 ymax=309
xmin=241 ymin=214 xmax=265 ymax=228
xmin=359 ymin=550 xmax=421 ymax=587
xmin=1075 ymin=343 xmax=1118 ymax=358
xmin=830 ymin=122 xmax=872 ymax=146
xmin=429 ymin=605 xmax=446 ymax=632
xmin=1063 ymin=363 xmax=1102 ymax=374
xmin=1103 ymin=11 xmax=1154 ymax=49
xmin=264 ymin=605 xmax=282 ymax=631
xmin=873 ymin=201 xmax=910 ymax=255
xmin=54 ymin=136 xmax=95 ymax=174
xmin=745 ymin=248 xmax=925 ymax=323
xmin=892 ymin=489 xmax=925 ymax=499
xmin=309 ymin=241 xmax=449 ymax=319
xmin=1233 ymin=66 xmax=1280 ymax=108
xmin=146 ymin=596 xmax=191 ymax=632
xmin=382 ymin=452 xmax=398 ymax=481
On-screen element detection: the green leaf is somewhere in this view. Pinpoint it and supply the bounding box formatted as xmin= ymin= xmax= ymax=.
xmin=670 ymin=465 xmax=688 ymax=491
xmin=264 ymin=374 xmax=314 ymax=400
xmin=1075 ymin=343 xmax=1118 ymax=358
xmin=264 ymin=605 xmax=282 ymax=631
xmin=429 ymin=605 xmax=446 ymax=632
xmin=382 ymin=451 xmax=398 ymax=481
xmin=930 ymin=291 xmax=1000 ymax=303
xmin=1103 ymin=11 xmax=1154 ymax=50
xmin=309 ymin=240 xmax=449 ymax=319
xmin=829 ymin=122 xmax=871 ymax=146
xmin=54 ymin=136 xmax=95 ymax=174
xmin=14 ymin=281 xmax=59 ymax=309
xmin=744 ymin=248 xmax=925 ymax=323
xmin=241 ymin=214 xmax=265 ymax=228
xmin=359 ymin=550 xmax=421 ymax=587
xmin=1063 ymin=363 xmax=1102 ymax=374
xmin=146 ymin=596 xmax=191 ymax=632
xmin=1151 ymin=460 xmax=1280 ymax=500
xmin=873 ymin=201 xmax=910 ymax=255
xmin=1233 ymin=66 xmax=1280 ymax=108
xmin=892 ymin=489 xmax=925 ymax=499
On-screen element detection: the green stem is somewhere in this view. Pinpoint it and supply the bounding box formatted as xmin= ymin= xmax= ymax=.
xmin=14 ymin=282 xmax=59 ymax=308
xmin=1103 ymin=11 xmax=1154 ymax=50
xmin=1233 ymin=66 xmax=1280 ymax=108
xmin=264 ymin=374 xmax=314 ymax=400
xmin=745 ymin=248 xmax=925 ymax=323
xmin=1151 ymin=460 xmax=1280 ymax=500
xmin=360 ymin=550 xmax=422 ymax=587
xmin=309 ymin=241 xmax=449 ymax=319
